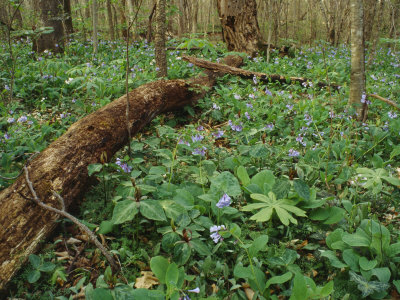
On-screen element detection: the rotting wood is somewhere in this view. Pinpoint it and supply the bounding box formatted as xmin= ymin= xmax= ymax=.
xmin=182 ymin=55 xmax=341 ymax=90
xmin=0 ymin=55 xmax=243 ymax=291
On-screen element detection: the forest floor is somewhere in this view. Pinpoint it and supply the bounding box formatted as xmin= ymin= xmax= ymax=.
xmin=1 ymin=37 xmax=400 ymax=299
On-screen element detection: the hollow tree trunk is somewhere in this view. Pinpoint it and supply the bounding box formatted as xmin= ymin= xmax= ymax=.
xmin=0 ymin=56 xmax=243 ymax=291
xmin=216 ymin=0 xmax=263 ymax=55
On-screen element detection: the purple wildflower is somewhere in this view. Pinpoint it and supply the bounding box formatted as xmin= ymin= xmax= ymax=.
xmin=246 ymin=103 xmax=253 ymax=109
xmin=286 ymin=104 xmax=294 ymax=111
xmin=212 ymin=103 xmax=221 ymax=110
xmin=265 ymin=88 xmax=272 ymax=96
xmin=116 ymin=158 xmax=132 ymax=173
xmin=234 ymin=94 xmax=241 ymax=100
xmin=7 ymin=117 xmax=15 ymax=123
xmin=388 ymin=111 xmax=398 ymax=119
xmin=4 ymin=85 xmax=10 ymax=91
xmin=188 ymin=287 xmax=200 ymax=293
xmin=245 ymin=112 xmax=251 ymax=120
xmin=191 ymin=134 xmax=204 ymax=143
xmin=192 ymin=147 xmax=206 ymax=156
xmin=4 ymin=133 xmax=10 ymax=140
xmin=253 ymin=75 xmax=258 ymax=85
xmin=210 ymin=225 xmax=226 ymax=243
xmin=213 ymin=130 xmax=224 ymax=139
xmin=265 ymin=123 xmax=274 ymax=130
xmin=17 ymin=116 xmax=27 ymax=123
xmin=178 ymin=139 xmax=190 ymax=146
xmin=249 ymin=94 xmax=255 ymax=99
xmin=216 ymin=193 xmax=231 ymax=208
xmin=288 ymin=149 xmax=300 ymax=157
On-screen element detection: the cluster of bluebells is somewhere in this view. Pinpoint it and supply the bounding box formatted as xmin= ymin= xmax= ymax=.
xmin=212 ymin=130 xmax=224 ymax=139
xmin=388 ymin=111 xmax=398 ymax=119
xmin=216 ymin=193 xmax=231 ymax=208
xmin=360 ymin=93 xmax=372 ymax=105
xmin=228 ymin=120 xmax=243 ymax=132
xmin=179 ymin=287 xmax=200 ymax=300
xmin=192 ymin=146 xmax=206 ymax=156
xmin=288 ymin=148 xmax=300 ymax=157
xmin=115 ymin=158 xmax=132 ymax=173
xmin=210 ymin=225 xmax=226 ymax=243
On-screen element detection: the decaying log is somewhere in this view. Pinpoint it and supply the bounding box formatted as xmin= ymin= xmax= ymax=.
xmin=0 ymin=56 xmax=243 ymax=291
xmin=182 ymin=55 xmax=341 ymax=90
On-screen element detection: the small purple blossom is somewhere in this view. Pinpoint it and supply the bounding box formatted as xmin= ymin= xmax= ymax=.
xmin=213 ymin=130 xmax=224 ymax=139
xmin=286 ymin=104 xmax=294 ymax=111
xmin=253 ymin=75 xmax=258 ymax=85
xmin=192 ymin=147 xmax=206 ymax=156
xmin=188 ymin=287 xmax=200 ymax=293
xmin=197 ymin=125 xmax=204 ymax=131
xmin=178 ymin=139 xmax=190 ymax=146
xmin=7 ymin=117 xmax=15 ymax=123
xmin=229 ymin=120 xmax=243 ymax=132
xmin=246 ymin=103 xmax=253 ymax=109
xmin=4 ymin=85 xmax=10 ymax=91
xmin=115 ymin=158 xmax=132 ymax=173
xmin=265 ymin=88 xmax=272 ymax=96
xmin=360 ymin=93 xmax=367 ymax=104
xmin=191 ymin=134 xmax=204 ymax=143
xmin=265 ymin=123 xmax=274 ymax=130
xmin=234 ymin=94 xmax=241 ymax=100
xmin=212 ymin=103 xmax=221 ymax=110
xmin=370 ymin=74 xmax=377 ymax=81
xmin=216 ymin=193 xmax=231 ymax=208
xmin=245 ymin=112 xmax=251 ymax=120
xmin=4 ymin=133 xmax=10 ymax=140
xmin=249 ymin=93 xmax=255 ymax=99
xmin=288 ymin=149 xmax=300 ymax=157
xmin=17 ymin=116 xmax=27 ymax=123
xmin=388 ymin=111 xmax=398 ymax=119
xmin=210 ymin=225 xmax=226 ymax=243
xmin=72 ymin=98 xmax=76 ymax=103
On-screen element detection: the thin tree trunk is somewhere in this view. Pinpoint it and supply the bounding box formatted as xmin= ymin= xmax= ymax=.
xmin=63 ymin=0 xmax=74 ymax=35
xmin=106 ymin=0 xmax=115 ymax=40
xmin=155 ymin=0 xmax=167 ymax=77
xmin=147 ymin=1 xmax=156 ymax=42
xmin=349 ymin=0 xmax=366 ymax=120
xmin=92 ymin=0 xmax=98 ymax=55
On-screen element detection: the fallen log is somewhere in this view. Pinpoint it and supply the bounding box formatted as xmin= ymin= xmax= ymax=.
xmin=182 ymin=55 xmax=341 ymax=90
xmin=0 ymin=55 xmax=243 ymax=291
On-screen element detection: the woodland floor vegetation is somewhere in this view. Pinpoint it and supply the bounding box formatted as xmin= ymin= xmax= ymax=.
xmin=1 ymin=37 xmax=400 ymax=299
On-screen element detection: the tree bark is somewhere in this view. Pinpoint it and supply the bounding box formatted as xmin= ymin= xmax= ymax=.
xmin=63 ymin=0 xmax=74 ymax=35
xmin=349 ymin=0 xmax=366 ymax=120
xmin=155 ymin=0 xmax=167 ymax=77
xmin=216 ymin=0 xmax=263 ymax=55
xmin=33 ymin=0 xmax=65 ymax=53
xmin=106 ymin=0 xmax=115 ymax=40
xmin=0 ymin=56 xmax=243 ymax=291
xmin=92 ymin=0 xmax=99 ymax=55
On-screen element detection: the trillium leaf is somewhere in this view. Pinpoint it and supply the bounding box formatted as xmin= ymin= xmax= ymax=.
xmin=250 ymin=207 xmax=274 ymax=222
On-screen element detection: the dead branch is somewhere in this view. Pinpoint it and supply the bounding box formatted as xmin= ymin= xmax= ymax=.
xmin=368 ymin=94 xmax=400 ymax=111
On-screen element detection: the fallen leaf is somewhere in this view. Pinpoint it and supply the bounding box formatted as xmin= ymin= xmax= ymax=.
xmin=67 ymin=237 xmax=82 ymax=244
xmin=134 ymin=271 xmax=159 ymax=289
xmin=244 ymin=287 xmax=255 ymax=300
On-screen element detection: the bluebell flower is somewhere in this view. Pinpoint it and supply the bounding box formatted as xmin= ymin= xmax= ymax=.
xmin=210 ymin=225 xmax=226 ymax=243
xmin=197 ymin=125 xmax=204 ymax=131
xmin=253 ymin=75 xmax=258 ymax=85
xmin=246 ymin=103 xmax=253 ymax=109
xmin=249 ymin=94 xmax=255 ymax=99
xmin=178 ymin=139 xmax=190 ymax=146
xmin=4 ymin=133 xmax=10 ymax=140
xmin=192 ymin=147 xmax=206 ymax=156
xmin=213 ymin=130 xmax=224 ymax=139
xmin=245 ymin=112 xmax=251 ymax=120
xmin=4 ymin=85 xmax=10 ymax=91
xmin=265 ymin=88 xmax=272 ymax=96
xmin=17 ymin=116 xmax=27 ymax=123
xmin=388 ymin=111 xmax=398 ymax=119
xmin=234 ymin=94 xmax=241 ymax=100
xmin=360 ymin=93 xmax=367 ymax=103
xmin=7 ymin=117 xmax=15 ymax=124
xmin=191 ymin=134 xmax=204 ymax=143
xmin=116 ymin=158 xmax=132 ymax=173
xmin=188 ymin=287 xmax=200 ymax=293
xmin=212 ymin=103 xmax=221 ymax=110
xmin=288 ymin=149 xmax=300 ymax=157
xmin=286 ymin=104 xmax=294 ymax=111
xmin=216 ymin=193 xmax=231 ymax=208
xmin=265 ymin=123 xmax=274 ymax=130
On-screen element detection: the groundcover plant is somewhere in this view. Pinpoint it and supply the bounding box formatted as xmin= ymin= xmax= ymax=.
xmin=1 ymin=36 xmax=400 ymax=300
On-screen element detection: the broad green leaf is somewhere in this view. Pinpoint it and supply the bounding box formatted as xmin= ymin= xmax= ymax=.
xmin=88 ymin=163 xmax=103 ymax=176
xmin=29 ymin=254 xmax=41 ymax=269
xmin=323 ymin=207 xmax=345 ymax=224
xmin=166 ymin=262 xmax=179 ymax=287
xmin=98 ymin=220 xmax=114 ymax=235
xmin=173 ymin=189 xmax=194 ymax=208
xmin=190 ymin=239 xmax=211 ymax=256
xmin=237 ymin=166 xmax=250 ymax=187
xmin=38 ymin=262 xmax=55 ymax=272
xmin=343 ymin=249 xmax=360 ymax=272
xmin=249 ymin=235 xmax=269 ymax=258
xmin=173 ymin=243 xmax=191 ymax=265
xmin=248 ymin=266 xmax=266 ymax=294
xmin=390 ymin=146 xmax=400 ymax=160
xmin=272 ymin=178 xmax=291 ymax=199
xmin=371 ymin=267 xmax=391 ymax=283
xmin=234 ymin=264 xmax=252 ymax=279
xmin=160 ymin=200 xmax=186 ymax=220
xmin=382 ymin=176 xmax=400 ymax=186
xmin=140 ymin=200 xmax=166 ymax=221
xmin=162 ymin=232 xmax=180 ymax=252
xmin=359 ymin=257 xmax=377 ymax=271
xmin=112 ymin=200 xmax=139 ymax=224
xmin=275 ymin=206 xmax=296 ymax=225
xmin=349 ymin=271 xmax=390 ymax=298
xmin=290 ymin=273 xmax=307 ymax=300
xmin=150 ymin=256 xmax=169 ymax=284
xmin=249 ymin=207 xmax=274 ymax=222
xmin=320 ymin=250 xmax=347 ymax=268
xmin=251 ymin=170 xmax=275 ymax=193
xmin=87 ymin=288 xmax=113 ymax=300
xmin=27 ymin=270 xmax=41 ymax=283
xmin=293 ymin=179 xmax=310 ymax=200
xmin=320 ymin=280 xmax=334 ymax=297
xmin=265 ymin=272 xmax=292 ymax=288
xmin=342 ymin=231 xmax=370 ymax=248
xmin=210 ymin=171 xmax=242 ymax=197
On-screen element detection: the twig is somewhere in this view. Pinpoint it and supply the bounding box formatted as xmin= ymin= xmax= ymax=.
xmin=23 ymin=166 xmax=120 ymax=272
xmin=0 ymin=151 xmax=40 ymax=180
xmin=367 ymin=94 xmax=400 ymax=111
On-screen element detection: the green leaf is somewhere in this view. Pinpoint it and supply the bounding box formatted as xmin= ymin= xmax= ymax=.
xmin=173 ymin=189 xmax=194 ymax=208
xmin=390 ymin=146 xmax=400 ymax=160
xmin=359 ymin=257 xmax=377 ymax=271
xmin=248 ymin=266 xmax=266 ymax=293
xmin=272 ymin=178 xmax=291 ymax=199
xmin=88 ymin=163 xmax=103 ymax=176
xmin=251 ymin=170 xmax=275 ymax=193
xmin=29 ymin=254 xmax=41 ymax=269
xmin=371 ymin=267 xmax=391 ymax=283
xmin=237 ymin=166 xmax=250 ymax=187
xmin=98 ymin=220 xmax=114 ymax=235
xmin=343 ymin=249 xmax=361 ymax=272
xmin=320 ymin=280 xmax=334 ymax=297
xmin=27 ymin=270 xmax=41 ymax=283
xmin=293 ymin=179 xmax=310 ymax=200
xmin=382 ymin=176 xmax=400 ymax=186
xmin=38 ymin=262 xmax=55 ymax=272
xmin=349 ymin=271 xmax=390 ymax=298
xmin=160 ymin=200 xmax=186 ymax=220
xmin=173 ymin=243 xmax=191 ymax=265
xmin=150 ymin=256 xmax=169 ymax=284
xmin=190 ymin=239 xmax=211 ymax=256
xmin=326 ymin=228 xmax=347 ymax=250
xmin=320 ymin=250 xmax=347 ymax=268
xmin=290 ymin=273 xmax=307 ymax=300
xmin=323 ymin=207 xmax=346 ymax=224
xmin=111 ymin=200 xmax=139 ymax=224
xmin=342 ymin=231 xmax=370 ymax=247
xmin=248 ymin=235 xmax=269 ymax=258
xmin=87 ymin=288 xmax=113 ymax=300
xmin=209 ymin=171 xmax=242 ymax=197
xmin=166 ymin=262 xmax=179 ymax=288
xmin=265 ymin=272 xmax=292 ymax=288
xmin=234 ymin=264 xmax=253 ymax=279
xmin=140 ymin=200 xmax=167 ymax=221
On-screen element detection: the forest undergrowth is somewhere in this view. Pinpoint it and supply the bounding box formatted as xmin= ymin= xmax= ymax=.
xmin=1 ymin=37 xmax=400 ymax=299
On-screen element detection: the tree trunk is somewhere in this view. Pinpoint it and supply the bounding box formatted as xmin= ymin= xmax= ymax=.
xmin=106 ymin=0 xmax=115 ymax=40
xmin=147 ymin=1 xmax=156 ymax=42
xmin=33 ymin=0 xmax=65 ymax=53
xmin=63 ymin=0 xmax=74 ymax=35
xmin=216 ymin=0 xmax=263 ymax=55
xmin=0 ymin=56 xmax=243 ymax=291
xmin=92 ymin=0 xmax=98 ymax=55
xmin=349 ymin=0 xmax=366 ymax=120
xmin=155 ymin=0 xmax=167 ymax=77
